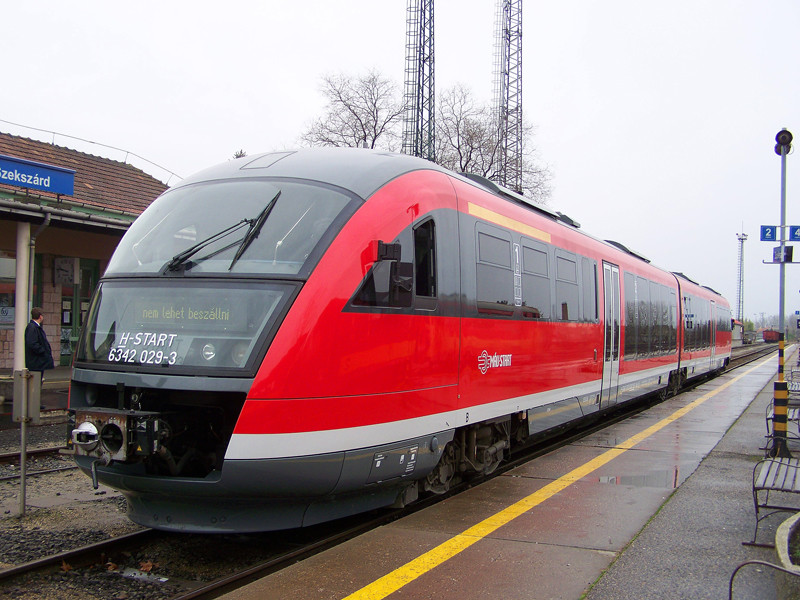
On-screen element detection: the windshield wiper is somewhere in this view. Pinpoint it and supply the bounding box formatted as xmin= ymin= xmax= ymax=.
xmin=165 ymin=219 xmax=252 ymax=272
xmin=228 ymin=190 xmax=281 ymax=270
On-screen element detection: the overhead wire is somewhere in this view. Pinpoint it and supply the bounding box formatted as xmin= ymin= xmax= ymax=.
xmin=0 ymin=118 xmax=183 ymax=185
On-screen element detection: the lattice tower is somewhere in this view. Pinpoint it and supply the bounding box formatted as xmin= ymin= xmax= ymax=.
xmin=493 ymin=0 xmax=523 ymax=192
xmin=736 ymin=232 xmax=748 ymax=322
xmin=402 ymin=0 xmax=435 ymax=161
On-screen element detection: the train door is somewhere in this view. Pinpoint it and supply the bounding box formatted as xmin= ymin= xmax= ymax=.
xmin=601 ymin=263 xmax=621 ymax=407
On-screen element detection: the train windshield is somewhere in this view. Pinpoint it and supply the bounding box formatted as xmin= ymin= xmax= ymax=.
xmin=74 ymin=279 xmax=295 ymax=373
xmin=105 ymin=179 xmax=354 ymax=276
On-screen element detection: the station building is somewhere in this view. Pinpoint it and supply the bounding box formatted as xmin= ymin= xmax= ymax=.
xmin=0 ymin=132 xmax=167 ymax=370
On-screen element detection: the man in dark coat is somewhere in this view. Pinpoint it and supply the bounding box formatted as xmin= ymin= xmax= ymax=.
xmin=25 ymin=307 xmax=54 ymax=374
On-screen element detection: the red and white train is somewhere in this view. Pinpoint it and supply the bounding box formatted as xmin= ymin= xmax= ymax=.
xmin=68 ymin=149 xmax=732 ymax=532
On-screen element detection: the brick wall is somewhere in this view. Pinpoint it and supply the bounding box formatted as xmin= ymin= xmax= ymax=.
xmin=0 ymin=254 xmax=61 ymax=370
xmin=0 ymin=330 xmax=12 ymax=370
xmin=40 ymin=255 xmax=62 ymax=363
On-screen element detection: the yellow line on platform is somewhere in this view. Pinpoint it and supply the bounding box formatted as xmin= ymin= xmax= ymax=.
xmin=342 ymin=355 xmax=776 ymax=600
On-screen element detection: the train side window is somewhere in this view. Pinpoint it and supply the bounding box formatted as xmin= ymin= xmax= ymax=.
xmin=683 ymin=295 xmax=693 ymax=350
xmin=668 ymin=290 xmax=678 ymax=352
xmin=623 ymin=272 xmax=637 ymax=359
xmin=521 ymin=240 xmax=550 ymax=319
xmin=555 ymin=250 xmax=579 ymax=321
xmin=352 ymin=260 xmax=412 ymax=308
xmin=414 ymin=220 xmax=437 ymax=299
xmin=693 ymin=297 xmax=700 ymax=349
xmin=476 ymin=227 xmax=514 ymax=317
xmin=649 ymin=280 xmax=662 ymax=353
xmin=660 ymin=285 xmax=673 ymax=353
xmin=581 ymin=257 xmax=598 ymax=322
xmin=696 ymin=297 xmax=704 ymax=349
xmin=719 ymin=306 xmax=732 ymax=332
xmin=637 ymin=276 xmax=650 ymax=355
xmin=478 ymin=230 xmax=511 ymax=267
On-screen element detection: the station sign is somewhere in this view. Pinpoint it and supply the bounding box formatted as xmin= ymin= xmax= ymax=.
xmin=761 ymin=226 xmax=777 ymax=241
xmin=773 ymin=246 xmax=794 ymax=263
xmin=761 ymin=225 xmax=800 ymax=242
xmin=0 ymin=154 xmax=75 ymax=196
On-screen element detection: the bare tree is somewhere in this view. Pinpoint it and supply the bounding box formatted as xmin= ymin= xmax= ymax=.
xmin=517 ymin=132 xmax=552 ymax=204
xmin=435 ymin=84 xmax=551 ymax=203
xmin=435 ymin=85 xmax=501 ymax=178
xmin=301 ymin=73 xmax=551 ymax=202
xmin=232 ymin=149 xmax=247 ymax=159
xmin=300 ymin=70 xmax=404 ymax=150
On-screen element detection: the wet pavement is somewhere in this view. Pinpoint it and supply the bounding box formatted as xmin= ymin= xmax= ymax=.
xmin=218 ymin=352 xmax=789 ymax=600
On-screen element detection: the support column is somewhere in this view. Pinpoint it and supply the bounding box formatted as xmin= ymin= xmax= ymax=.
xmin=14 ymin=222 xmax=31 ymax=370
xmin=770 ymin=334 xmax=792 ymax=458
xmin=13 ymin=222 xmax=32 ymax=516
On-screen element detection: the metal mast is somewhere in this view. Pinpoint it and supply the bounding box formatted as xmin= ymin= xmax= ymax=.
xmin=736 ymin=231 xmax=748 ymax=322
xmin=402 ymin=0 xmax=435 ymax=161
xmin=493 ymin=0 xmax=523 ymax=192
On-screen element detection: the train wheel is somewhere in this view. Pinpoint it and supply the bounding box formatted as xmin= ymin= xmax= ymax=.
xmin=424 ymin=442 xmax=456 ymax=494
xmin=660 ymin=371 xmax=682 ymax=400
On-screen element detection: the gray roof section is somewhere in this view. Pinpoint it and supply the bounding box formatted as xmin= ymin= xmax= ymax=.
xmin=174 ymin=148 xmax=443 ymax=200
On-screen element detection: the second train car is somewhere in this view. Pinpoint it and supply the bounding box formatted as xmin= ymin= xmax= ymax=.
xmin=67 ymin=148 xmax=732 ymax=532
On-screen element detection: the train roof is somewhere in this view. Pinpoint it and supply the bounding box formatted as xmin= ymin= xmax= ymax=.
xmin=178 ymin=148 xmax=589 ymax=229
xmin=174 ymin=148 xmax=448 ymax=200
xmin=673 ymin=272 xmax=727 ymax=301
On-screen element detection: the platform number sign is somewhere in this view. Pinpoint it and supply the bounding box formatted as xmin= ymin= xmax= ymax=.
xmin=760 ymin=225 xmax=800 ymax=241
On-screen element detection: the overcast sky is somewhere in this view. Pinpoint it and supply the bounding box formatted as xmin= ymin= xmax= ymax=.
xmin=3 ymin=1 xmax=799 ymax=325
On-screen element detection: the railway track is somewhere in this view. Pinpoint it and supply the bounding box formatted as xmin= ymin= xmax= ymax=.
xmin=0 ymin=529 xmax=156 ymax=583
xmin=0 ymin=344 xmax=781 ymax=599
xmin=728 ymin=343 xmax=779 ymax=369
xmin=0 ymin=445 xmax=66 ymax=464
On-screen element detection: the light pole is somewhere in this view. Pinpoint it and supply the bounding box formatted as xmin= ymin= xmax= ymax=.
xmin=771 ymin=128 xmax=793 ymax=458
xmin=776 ymin=128 xmax=793 ymax=337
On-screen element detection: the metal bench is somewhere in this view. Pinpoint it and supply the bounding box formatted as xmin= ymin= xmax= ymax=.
xmin=751 ymin=457 xmax=800 ymax=544
xmin=764 ymin=376 xmax=800 ymax=441
xmin=764 ymin=402 xmax=800 ymax=438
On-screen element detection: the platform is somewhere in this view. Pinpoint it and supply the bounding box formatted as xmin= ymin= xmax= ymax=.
xmin=0 ymin=366 xmax=71 ymax=420
xmin=219 ymin=350 xmax=792 ymax=600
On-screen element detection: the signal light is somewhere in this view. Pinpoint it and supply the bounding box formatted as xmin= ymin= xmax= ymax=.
xmin=775 ymin=129 xmax=793 ymax=155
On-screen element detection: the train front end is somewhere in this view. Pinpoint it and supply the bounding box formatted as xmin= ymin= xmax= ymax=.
xmin=67 ymin=150 xmax=383 ymax=532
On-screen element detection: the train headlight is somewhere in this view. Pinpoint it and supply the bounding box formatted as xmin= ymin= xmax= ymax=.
xmin=202 ymin=343 xmax=216 ymax=361
xmin=231 ymin=342 xmax=249 ymax=366
xmin=72 ymin=421 xmax=99 ymax=452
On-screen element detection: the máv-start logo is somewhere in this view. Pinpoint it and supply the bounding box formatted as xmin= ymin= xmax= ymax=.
xmin=478 ymin=350 xmax=513 ymax=374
